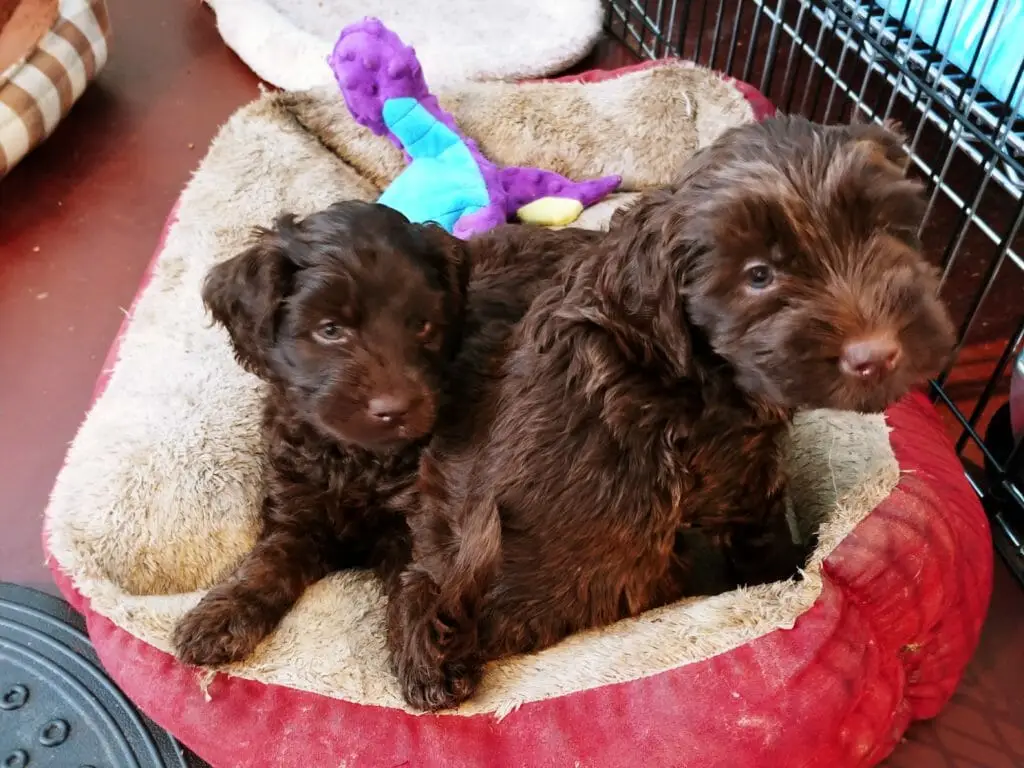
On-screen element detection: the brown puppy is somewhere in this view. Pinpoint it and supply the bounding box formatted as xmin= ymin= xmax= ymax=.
xmin=172 ymin=200 xmax=600 ymax=666
xmin=388 ymin=116 xmax=957 ymax=711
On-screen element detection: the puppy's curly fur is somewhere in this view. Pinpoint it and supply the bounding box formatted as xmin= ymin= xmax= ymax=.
xmin=172 ymin=200 xmax=600 ymax=667
xmin=388 ymin=116 xmax=957 ymax=711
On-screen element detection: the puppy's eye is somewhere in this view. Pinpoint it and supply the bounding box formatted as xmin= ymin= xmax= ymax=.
xmin=313 ymin=322 xmax=350 ymax=344
xmin=415 ymin=320 xmax=435 ymax=341
xmin=744 ymin=263 xmax=775 ymax=290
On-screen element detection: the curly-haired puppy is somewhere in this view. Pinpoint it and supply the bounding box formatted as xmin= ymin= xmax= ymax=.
xmin=387 ymin=116 xmax=957 ymax=710
xmin=172 ymin=200 xmax=600 ymax=666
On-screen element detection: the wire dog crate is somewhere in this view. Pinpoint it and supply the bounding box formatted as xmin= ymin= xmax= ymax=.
xmin=604 ymin=0 xmax=1024 ymax=584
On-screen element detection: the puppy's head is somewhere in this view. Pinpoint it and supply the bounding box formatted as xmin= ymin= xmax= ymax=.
xmin=202 ymin=201 xmax=469 ymax=449
xmin=610 ymin=115 xmax=955 ymax=413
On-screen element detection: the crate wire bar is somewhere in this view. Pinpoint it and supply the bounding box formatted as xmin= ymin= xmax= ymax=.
xmin=604 ymin=0 xmax=1024 ymax=584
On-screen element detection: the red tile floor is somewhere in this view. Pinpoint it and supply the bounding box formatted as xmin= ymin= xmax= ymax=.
xmin=0 ymin=2 xmax=1021 ymax=766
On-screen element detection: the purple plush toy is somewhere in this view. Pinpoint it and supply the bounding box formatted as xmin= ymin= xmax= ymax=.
xmin=327 ymin=18 xmax=621 ymax=239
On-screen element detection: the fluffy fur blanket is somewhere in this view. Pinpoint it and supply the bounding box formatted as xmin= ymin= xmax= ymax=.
xmin=203 ymin=0 xmax=605 ymax=91
xmin=45 ymin=63 xmax=901 ymax=717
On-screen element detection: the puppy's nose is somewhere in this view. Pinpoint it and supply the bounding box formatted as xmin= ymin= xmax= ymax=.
xmin=368 ymin=395 xmax=411 ymax=424
xmin=840 ymin=335 xmax=902 ymax=380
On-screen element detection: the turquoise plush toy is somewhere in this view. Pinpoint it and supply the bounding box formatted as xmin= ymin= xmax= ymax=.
xmin=376 ymin=97 xmax=491 ymax=234
xmin=328 ymin=18 xmax=621 ymax=238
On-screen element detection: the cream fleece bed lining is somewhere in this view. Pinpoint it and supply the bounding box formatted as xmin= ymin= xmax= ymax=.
xmin=203 ymin=0 xmax=605 ymax=91
xmin=44 ymin=64 xmax=901 ymax=717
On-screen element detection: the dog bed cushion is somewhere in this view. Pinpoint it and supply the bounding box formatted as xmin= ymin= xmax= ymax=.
xmin=0 ymin=0 xmax=109 ymax=176
xmin=203 ymin=0 xmax=605 ymax=92
xmin=44 ymin=63 xmax=991 ymax=768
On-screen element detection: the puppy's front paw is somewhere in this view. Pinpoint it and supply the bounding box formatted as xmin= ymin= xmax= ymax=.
xmin=394 ymin=615 xmax=481 ymax=711
xmin=400 ymin=658 xmax=480 ymax=712
xmin=172 ymin=594 xmax=272 ymax=667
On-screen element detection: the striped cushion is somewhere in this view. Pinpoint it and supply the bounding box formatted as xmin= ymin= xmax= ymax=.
xmin=0 ymin=0 xmax=109 ymax=176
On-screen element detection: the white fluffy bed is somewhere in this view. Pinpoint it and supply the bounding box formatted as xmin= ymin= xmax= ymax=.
xmin=203 ymin=0 xmax=605 ymax=91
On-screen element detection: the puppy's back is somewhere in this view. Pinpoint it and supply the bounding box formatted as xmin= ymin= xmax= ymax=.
xmin=440 ymin=224 xmax=602 ymax=426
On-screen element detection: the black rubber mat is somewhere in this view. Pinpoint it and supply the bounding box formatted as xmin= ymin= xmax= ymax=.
xmin=0 ymin=582 xmax=204 ymax=767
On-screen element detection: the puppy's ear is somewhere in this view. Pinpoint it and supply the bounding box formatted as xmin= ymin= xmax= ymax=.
xmin=838 ymin=122 xmax=926 ymax=239
xmin=420 ymin=222 xmax=471 ymax=327
xmin=845 ymin=120 xmax=912 ymax=177
xmin=202 ymin=218 xmax=299 ymax=379
xmin=567 ymin=190 xmax=694 ymax=379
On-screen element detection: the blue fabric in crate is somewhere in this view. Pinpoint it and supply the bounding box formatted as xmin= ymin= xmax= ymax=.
xmin=875 ymin=0 xmax=1024 ymax=110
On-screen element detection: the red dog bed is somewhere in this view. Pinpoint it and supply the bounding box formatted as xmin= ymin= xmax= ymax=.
xmin=44 ymin=63 xmax=992 ymax=768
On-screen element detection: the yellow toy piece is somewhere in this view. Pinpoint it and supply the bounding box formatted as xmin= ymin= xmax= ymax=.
xmin=516 ymin=196 xmax=585 ymax=227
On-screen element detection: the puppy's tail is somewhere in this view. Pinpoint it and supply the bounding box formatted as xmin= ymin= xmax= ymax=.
xmin=439 ymin=495 xmax=502 ymax=610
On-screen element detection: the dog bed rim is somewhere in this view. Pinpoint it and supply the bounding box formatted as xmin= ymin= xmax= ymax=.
xmin=0 ymin=0 xmax=110 ymax=176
